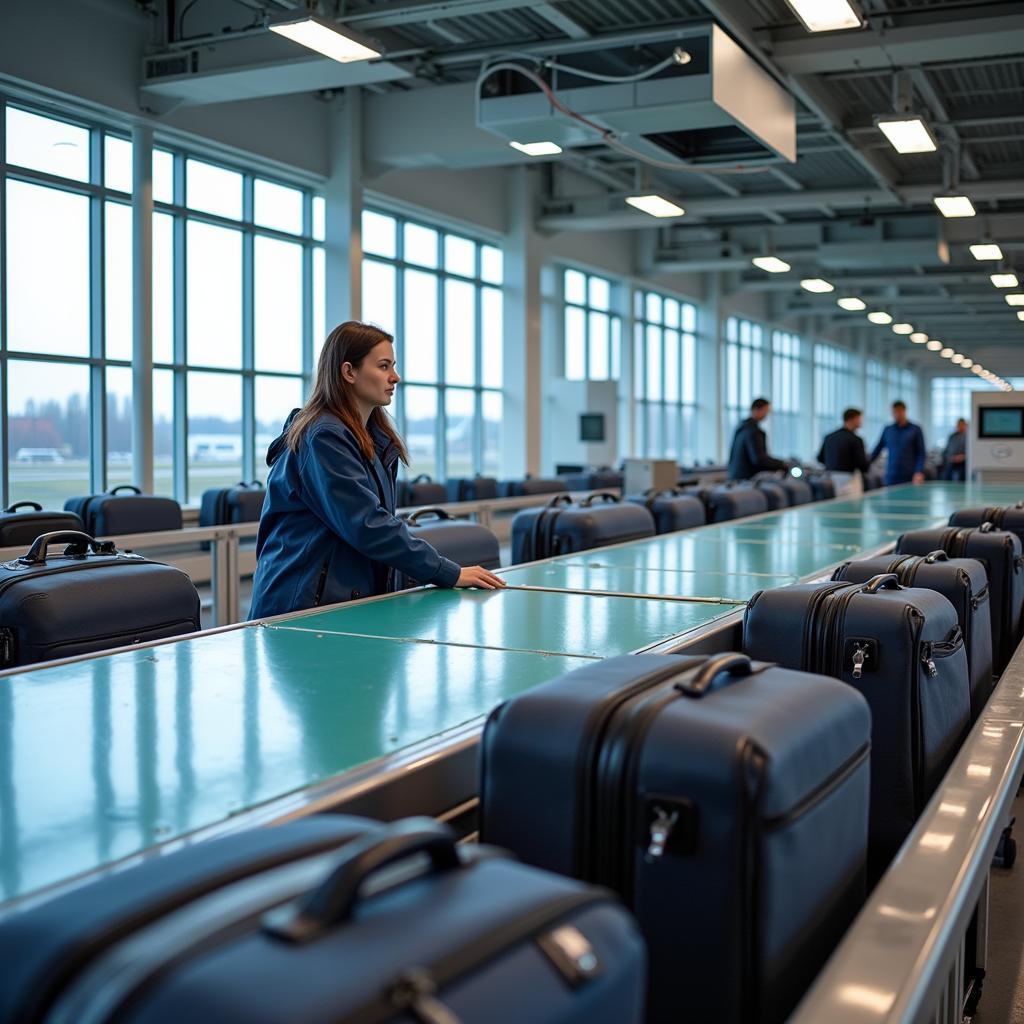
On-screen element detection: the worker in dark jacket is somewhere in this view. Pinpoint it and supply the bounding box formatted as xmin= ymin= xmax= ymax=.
xmin=818 ymin=408 xmax=870 ymax=474
xmin=727 ymin=398 xmax=786 ymax=480
xmin=870 ymin=400 xmax=926 ymax=486
xmin=249 ymin=321 xmax=504 ymax=619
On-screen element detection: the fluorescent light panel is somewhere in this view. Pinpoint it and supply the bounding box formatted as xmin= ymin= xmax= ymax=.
xmin=933 ymin=195 xmax=976 ymax=218
xmin=962 ymin=359 xmax=974 ymax=368
xmin=910 ymin=332 xmax=928 ymax=343
xmin=783 ymin=0 xmax=864 ymax=32
xmin=269 ymin=13 xmax=380 ymax=63
xmin=801 ymin=277 xmax=834 ymax=293
xmin=626 ymin=194 xmax=685 ymax=218
xmin=1018 ymin=311 xmax=1024 ymax=322
xmin=992 ymin=273 xmax=1019 ymax=288
xmin=926 ymin=340 xmax=943 ymax=351
xmin=892 ymin=323 xmax=913 ymax=335
xmin=868 ymin=311 xmax=893 ymax=324
xmin=951 ymin=354 xmax=964 ymax=364
xmin=1005 ymin=293 xmax=1024 ymax=306
xmin=510 ymin=140 xmax=562 ymax=156
xmin=971 ymin=243 xmax=1003 ymax=261
xmin=752 ymin=256 xmax=791 ymax=273
xmin=837 ymin=296 xmax=866 ymax=310
xmin=876 ymin=116 xmax=937 ymax=154
xmin=940 ymin=348 xmax=955 ymax=358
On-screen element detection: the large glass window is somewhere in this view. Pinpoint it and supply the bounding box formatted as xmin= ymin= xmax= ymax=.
xmin=634 ymin=291 xmax=698 ymax=463
xmin=724 ymin=316 xmax=765 ymax=434
xmin=360 ymin=208 xmax=503 ymax=483
xmin=930 ymin=378 xmax=992 ymax=449
xmin=563 ymin=268 xmax=621 ymax=382
xmin=770 ymin=330 xmax=802 ymax=458
xmin=0 ymin=100 xmax=321 ymax=507
xmin=813 ymin=343 xmax=855 ymax=446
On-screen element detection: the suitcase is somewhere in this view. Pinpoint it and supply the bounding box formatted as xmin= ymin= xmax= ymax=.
xmin=0 ymin=501 xmax=84 ymax=547
xmin=480 ymin=652 xmax=871 ymax=1024
xmin=897 ymin=524 xmax=1024 ymax=674
xmin=397 ymin=508 xmax=500 ymax=589
xmin=511 ymin=493 xmax=656 ymax=564
xmin=398 ymin=474 xmax=447 ymax=507
xmin=743 ymin=574 xmax=970 ymax=877
xmin=779 ymin=477 xmax=813 ymax=506
xmin=447 ymin=476 xmax=499 ymax=502
xmin=754 ymin=479 xmax=790 ymax=510
xmin=949 ymin=504 xmax=1024 ymax=551
xmin=626 ymin=489 xmax=705 ymax=534
xmin=199 ymin=480 xmax=265 ymax=526
xmin=0 ymin=816 xmax=646 ymax=1024
xmin=0 ymin=531 xmax=201 ymax=668
xmin=500 ymin=477 xmax=569 ymax=498
xmin=64 ymin=485 xmax=183 ymax=536
xmin=832 ymin=552 xmax=993 ymax=721
xmin=699 ymin=485 xmax=769 ymax=523
xmin=808 ymin=474 xmax=836 ymax=501
xmin=561 ymin=468 xmax=623 ymax=491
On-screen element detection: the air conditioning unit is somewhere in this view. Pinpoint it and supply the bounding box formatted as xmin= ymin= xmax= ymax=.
xmin=477 ymin=24 xmax=795 ymax=165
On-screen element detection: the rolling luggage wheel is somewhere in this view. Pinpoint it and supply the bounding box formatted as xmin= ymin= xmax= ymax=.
xmin=993 ymin=818 xmax=1016 ymax=869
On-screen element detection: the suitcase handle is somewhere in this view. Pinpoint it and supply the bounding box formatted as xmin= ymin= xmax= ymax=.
xmin=405 ymin=507 xmax=455 ymax=524
xmin=18 ymin=530 xmax=117 ymax=566
xmin=675 ymin=653 xmax=752 ymax=698
xmin=264 ymin=819 xmax=460 ymax=944
xmin=979 ymin=521 xmax=996 ymax=533
xmin=5 ymin=501 xmax=43 ymax=513
xmin=545 ymin=494 xmax=574 ymax=508
xmin=108 ymin=484 xmax=142 ymax=495
xmin=411 ymin=473 xmax=433 ymax=484
xmin=924 ymin=550 xmax=949 ymax=564
xmin=579 ymin=492 xmax=620 ymax=507
xmin=642 ymin=488 xmax=683 ymax=498
xmin=862 ymin=573 xmax=901 ymax=594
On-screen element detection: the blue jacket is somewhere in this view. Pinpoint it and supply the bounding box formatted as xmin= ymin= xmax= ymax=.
xmin=870 ymin=421 xmax=926 ymax=485
xmin=248 ymin=413 xmax=460 ymax=619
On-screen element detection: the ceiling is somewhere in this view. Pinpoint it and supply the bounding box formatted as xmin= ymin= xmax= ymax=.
xmin=150 ymin=0 xmax=1024 ymax=370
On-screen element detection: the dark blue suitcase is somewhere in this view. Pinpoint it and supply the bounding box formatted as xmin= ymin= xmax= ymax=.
xmin=808 ymin=474 xmax=836 ymax=501
xmin=754 ymin=479 xmax=790 ymax=510
xmin=480 ymin=653 xmax=871 ymax=1024
xmin=897 ymin=524 xmax=1024 ymax=674
xmin=561 ymin=468 xmax=623 ymax=491
xmin=779 ymin=477 xmax=813 ymax=506
xmin=397 ymin=508 xmax=500 ymax=588
xmin=446 ymin=476 xmax=499 ymax=502
xmin=499 ymin=477 xmax=568 ymax=498
xmin=626 ymin=489 xmax=705 ymax=534
xmin=832 ymin=552 xmax=993 ymax=722
xmin=64 ymin=485 xmax=183 ymax=536
xmin=699 ymin=485 xmax=768 ymax=523
xmin=398 ymin=474 xmax=447 ymax=507
xmin=949 ymin=505 xmax=1024 ymax=551
xmin=0 ymin=817 xmax=646 ymax=1024
xmin=511 ymin=494 xmax=655 ymax=563
xmin=743 ymin=575 xmax=970 ymax=877
xmin=199 ymin=480 xmax=265 ymax=527
xmin=0 ymin=501 xmax=84 ymax=547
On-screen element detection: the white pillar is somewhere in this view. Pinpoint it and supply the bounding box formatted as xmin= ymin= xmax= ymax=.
xmin=131 ymin=124 xmax=154 ymax=493
xmin=325 ymin=88 xmax=363 ymax=327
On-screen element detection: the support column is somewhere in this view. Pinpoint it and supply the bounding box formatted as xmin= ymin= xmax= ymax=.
xmin=132 ymin=125 xmax=154 ymax=493
xmin=701 ymin=273 xmax=724 ymax=461
xmin=325 ymin=88 xmax=363 ymax=327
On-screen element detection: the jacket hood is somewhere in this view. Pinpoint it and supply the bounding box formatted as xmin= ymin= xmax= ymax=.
xmin=266 ymin=409 xmax=402 ymax=469
xmin=266 ymin=408 xmax=300 ymax=467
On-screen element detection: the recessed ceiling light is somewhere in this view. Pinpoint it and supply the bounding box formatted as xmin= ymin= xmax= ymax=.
xmin=752 ymin=256 xmax=791 ymax=273
xmin=876 ymin=115 xmax=938 ymax=154
xmin=892 ymin=323 xmax=914 ymax=335
xmin=269 ymin=12 xmax=381 ymax=63
xmin=971 ymin=243 xmax=1004 ymax=261
xmin=625 ymin=194 xmax=685 ymax=218
xmin=991 ymin=273 xmax=1019 ymax=288
xmin=782 ymin=0 xmax=864 ymax=32
xmin=926 ymin=340 xmax=943 ymax=351
xmin=837 ymin=297 xmax=866 ymax=310
xmin=1018 ymin=311 xmax=1024 ymax=322
xmin=940 ymin=347 xmax=955 ymax=358
xmin=867 ymin=311 xmax=892 ymax=325
xmin=962 ymin=358 xmax=974 ymax=368
xmin=933 ymin=195 xmax=976 ymax=218
xmin=951 ymin=354 xmax=964 ymax=364
xmin=801 ymin=278 xmax=834 ymax=293
xmin=510 ymin=140 xmax=563 ymax=156
xmin=972 ymin=365 xmax=985 ymax=374
xmin=910 ymin=332 xmax=928 ymax=343
xmin=1005 ymin=293 xmax=1024 ymax=306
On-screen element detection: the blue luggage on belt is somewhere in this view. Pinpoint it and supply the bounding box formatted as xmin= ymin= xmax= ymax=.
xmin=743 ymin=575 xmax=970 ymax=879
xmin=0 ymin=501 xmax=84 ymax=547
xmin=64 ymin=485 xmax=183 ymax=536
xmin=0 ymin=817 xmax=646 ymax=1024
xmin=949 ymin=504 xmax=1024 ymax=552
xmin=446 ymin=476 xmax=498 ymax=502
xmin=398 ymin=474 xmax=447 ymax=507
xmin=688 ymin=484 xmax=768 ymax=523
xmin=397 ymin=507 xmax=500 ymax=589
xmin=199 ymin=480 xmax=265 ymax=526
xmin=499 ymin=476 xmax=567 ymax=498
xmin=480 ymin=653 xmax=870 ymax=1024
xmin=625 ymin=489 xmax=705 ymax=534
xmin=753 ymin=479 xmax=789 ymax=510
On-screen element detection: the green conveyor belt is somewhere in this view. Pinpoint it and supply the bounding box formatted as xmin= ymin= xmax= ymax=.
xmin=1 ymin=482 xmax=1020 ymax=907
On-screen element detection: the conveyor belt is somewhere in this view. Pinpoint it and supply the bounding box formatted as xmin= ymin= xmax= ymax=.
xmin=2 ymin=482 xmax=1022 ymax=911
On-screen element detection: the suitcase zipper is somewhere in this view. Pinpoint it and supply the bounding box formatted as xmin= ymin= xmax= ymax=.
xmin=0 ymin=554 xmax=164 ymax=602
xmin=39 ymin=619 xmax=199 ymax=657
xmin=921 ymin=626 xmax=964 ymax=678
xmin=0 ymin=627 xmax=13 ymax=666
xmin=801 ymin=583 xmax=847 ymax=673
xmin=312 ymin=559 xmax=330 ymax=606
xmin=762 ymin=742 xmax=870 ymax=831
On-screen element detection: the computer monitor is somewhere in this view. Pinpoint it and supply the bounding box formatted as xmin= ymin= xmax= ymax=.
xmin=579 ymin=413 xmax=605 ymax=443
xmin=978 ymin=406 xmax=1024 ymax=439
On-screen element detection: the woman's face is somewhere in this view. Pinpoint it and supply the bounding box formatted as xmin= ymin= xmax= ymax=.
xmin=344 ymin=340 xmax=400 ymax=409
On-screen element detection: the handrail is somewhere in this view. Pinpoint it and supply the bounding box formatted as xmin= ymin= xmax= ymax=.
xmin=788 ymin=648 xmax=1024 ymax=1023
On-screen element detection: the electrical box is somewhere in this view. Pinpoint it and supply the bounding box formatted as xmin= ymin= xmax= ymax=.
xmin=969 ymin=391 xmax=1024 ymax=484
xmin=623 ymin=458 xmax=678 ymax=495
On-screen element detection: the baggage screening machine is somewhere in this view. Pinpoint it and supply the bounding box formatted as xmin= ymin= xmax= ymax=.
xmin=970 ymin=391 xmax=1024 ymax=485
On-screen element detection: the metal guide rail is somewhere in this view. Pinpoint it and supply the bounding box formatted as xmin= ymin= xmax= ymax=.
xmin=1 ymin=483 xmax=1022 ymax=923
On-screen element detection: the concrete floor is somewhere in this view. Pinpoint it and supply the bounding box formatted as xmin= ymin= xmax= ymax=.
xmin=976 ymin=793 xmax=1024 ymax=1024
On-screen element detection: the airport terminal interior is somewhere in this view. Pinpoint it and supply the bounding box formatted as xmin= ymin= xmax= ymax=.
xmin=1 ymin=0 xmax=1024 ymax=1021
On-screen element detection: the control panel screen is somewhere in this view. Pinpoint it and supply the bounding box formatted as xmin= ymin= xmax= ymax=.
xmin=579 ymin=413 xmax=606 ymax=443
xmin=979 ymin=407 xmax=1024 ymax=438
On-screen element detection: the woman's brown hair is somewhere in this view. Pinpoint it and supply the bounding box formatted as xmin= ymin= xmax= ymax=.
xmin=287 ymin=321 xmax=408 ymax=464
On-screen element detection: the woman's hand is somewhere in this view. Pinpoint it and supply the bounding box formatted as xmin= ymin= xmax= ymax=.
xmin=456 ymin=566 xmax=507 ymax=590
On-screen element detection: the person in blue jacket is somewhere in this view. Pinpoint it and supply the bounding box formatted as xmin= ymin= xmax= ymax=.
xmin=869 ymin=400 xmax=926 ymax=486
xmin=249 ymin=321 xmax=505 ymax=619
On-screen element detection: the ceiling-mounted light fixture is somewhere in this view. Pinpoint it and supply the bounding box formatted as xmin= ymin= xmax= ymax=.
xmin=782 ymin=0 xmax=864 ymax=32
xmin=962 ymin=358 xmax=974 ymax=368
xmin=892 ymin=323 xmax=914 ymax=335
xmin=868 ymin=311 xmax=893 ymax=325
xmin=752 ymin=256 xmax=792 ymax=273
xmin=926 ymin=340 xmax=943 ymax=351
xmin=951 ymin=354 xmax=964 ymax=364
xmin=626 ymin=195 xmax=685 ymax=218
xmin=801 ymin=278 xmax=834 ymax=293
xmin=940 ymin=348 xmax=955 ymax=358
xmin=877 ymin=115 xmax=937 ymax=154
xmin=510 ymin=140 xmax=562 ymax=156
xmin=991 ymin=273 xmax=1019 ymax=288
xmin=971 ymin=243 xmax=1003 ymax=261
xmin=1005 ymin=293 xmax=1024 ymax=306
xmin=1017 ymin=311 xmax=1024 ymax=322
xmin=268 ymin=12 xmax=380 ymax=63
xmin=837 ymin=297 xmax=866 ymax=310
xmin=933 ymin=195 xmax=976 ymax=218
xmin=972 ymin=364 xmax=985 ymax=374
xmin=910 ymin=332 xmax=929 ymax=344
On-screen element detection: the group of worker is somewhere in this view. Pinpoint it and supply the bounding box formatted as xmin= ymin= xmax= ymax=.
xmin=727 ymin=397 xmax=969 ymax=486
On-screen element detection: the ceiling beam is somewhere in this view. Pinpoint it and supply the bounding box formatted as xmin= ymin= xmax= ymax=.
xmin=345 ymin=0 xmax=568 ymax=29
xmin=533 ymin=3 xmax=590 ymax=39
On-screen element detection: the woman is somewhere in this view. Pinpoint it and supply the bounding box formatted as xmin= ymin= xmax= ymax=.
xmin=249 ymin=321 xmax=504 ymax=619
